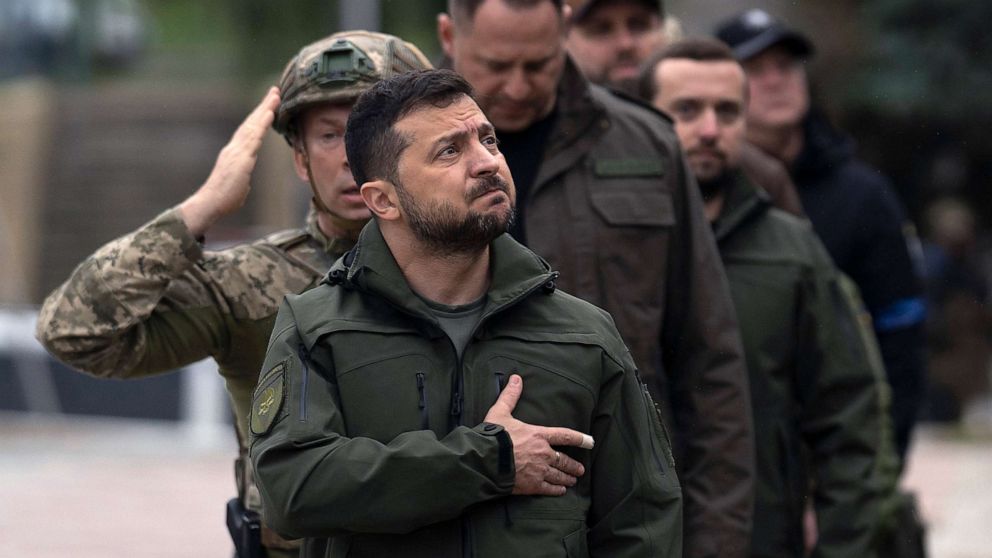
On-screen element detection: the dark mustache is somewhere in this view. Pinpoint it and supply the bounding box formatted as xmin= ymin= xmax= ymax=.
xmin=467 ymin=175 xmax=510 ymax=200
xmin=687 ymin=147 xmax=726 ymax=160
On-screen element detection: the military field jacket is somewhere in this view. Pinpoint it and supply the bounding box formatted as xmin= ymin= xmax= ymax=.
xmin=520 ymin=59 xmax=753 ymax=558
xmin=713 ymin=174 xmax=896 ymax=558
xmin=35 ymin=207 xmax=349 ymax=448
xmin=249 ymin=221 xmax=683 ymax=558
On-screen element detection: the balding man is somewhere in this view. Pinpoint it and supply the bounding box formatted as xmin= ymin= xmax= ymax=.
xmin=438 ymin=1 xmax=754 ymax=556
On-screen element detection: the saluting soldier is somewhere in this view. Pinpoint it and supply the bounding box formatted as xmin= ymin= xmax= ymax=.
xmin=35 ymin=30 xmax=432 ymax=558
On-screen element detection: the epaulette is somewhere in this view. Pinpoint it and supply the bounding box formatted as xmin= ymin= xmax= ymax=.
xmin=261 ymin=228 xmax=310 ymax=251
xmin=603 ymin=86 xmax=674 ymax=125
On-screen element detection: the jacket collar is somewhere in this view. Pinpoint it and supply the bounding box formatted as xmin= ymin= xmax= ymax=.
xmin=531 ymin=57 xmax=611 ymax=193
xmin=436 ymin=54 xmax=607 ymax=190
xmin=328 ymin=220 xmax=557 ymax=322
xmin=305 ymin=204 xmax=358 ymax=255
xmin=544 ymin=57 xmax=606 ymax=158
xmin=711 ymin=171 xmax=772 ymax=243
xmin=793 ymin=109 xmax=855 ymax=183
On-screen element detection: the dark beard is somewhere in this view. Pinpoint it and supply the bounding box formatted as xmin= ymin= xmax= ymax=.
xmin=396 ymin=175 xmax=516 ymax=257
xmin=697 ymin=172 xmax=735 ymax=202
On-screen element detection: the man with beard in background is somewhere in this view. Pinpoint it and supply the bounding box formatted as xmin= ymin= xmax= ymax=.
xmin=564 ymin=0 xmax=803 ymax=216
xmin=642 ymin=37 xmax=898 ymax=558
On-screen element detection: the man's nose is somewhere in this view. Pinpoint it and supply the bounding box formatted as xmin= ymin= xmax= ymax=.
xmin=502 ymin=69 xmax=532 ymax=101
xmin=698 ymin=109 xmax=720 ymax=139
xmin=615 ymin=27 xmax=636 ymax=51
xmin=470 ymin=142 xmax=500 ymax=177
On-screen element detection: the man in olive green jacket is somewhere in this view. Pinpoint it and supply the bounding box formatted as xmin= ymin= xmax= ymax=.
xmin=250 ymin=69 xmax=682 ymax=558
xmin=644 ymin=38 xmax=896 ymax=558
xmin=35 ymin=32 xmax=432 ymax=557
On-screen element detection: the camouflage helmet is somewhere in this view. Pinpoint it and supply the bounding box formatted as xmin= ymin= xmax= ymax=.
xmin=273 ymin=30 xmax=433 ymax=143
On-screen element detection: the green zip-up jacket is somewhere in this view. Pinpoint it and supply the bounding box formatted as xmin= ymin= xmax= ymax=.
xmin=712 ymin=174 xmax=896 ymax=558
xmin=249 ymin=221 xmax=683 ymax=558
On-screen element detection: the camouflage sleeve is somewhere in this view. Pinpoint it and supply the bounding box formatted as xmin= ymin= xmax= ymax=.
xmin=35 ymin=208 xmax=231 ymax=378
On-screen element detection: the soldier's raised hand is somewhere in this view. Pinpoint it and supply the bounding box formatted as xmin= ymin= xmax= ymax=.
xmin=179 ymin=86 xmax=281 ymax=237
xmin=483 ymin=374 xmax=594 ymax=496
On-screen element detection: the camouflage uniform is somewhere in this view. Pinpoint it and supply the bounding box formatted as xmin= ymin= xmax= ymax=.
xmin=36 ymin=30 xmax=433 ymax=558
xmin=37 ymin=206 xmax=347 ymax=555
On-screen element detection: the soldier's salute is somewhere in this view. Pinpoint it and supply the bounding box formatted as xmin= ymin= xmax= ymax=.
xmin=35 ymin=31 xmax=432 ymax=558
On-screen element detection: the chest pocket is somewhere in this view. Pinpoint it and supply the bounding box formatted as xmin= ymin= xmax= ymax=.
xmin=588 ymin=155 xmax=673 ymax=228
xmin=482 ymin=352 xmax=595 ymax=438
xmin=589 ymin=187 xmax=674 ymax=228
xmin=335 ymin=349 xmax=446 ymax=443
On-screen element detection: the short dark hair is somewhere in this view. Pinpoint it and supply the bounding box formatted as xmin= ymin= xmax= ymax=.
xmin=637 ymin=37 xmax=738 ymax=102
xmin=448 ymin=0 xmax=564 ymax=29
xmin=345 ymin=69 xmax=476 ymax=187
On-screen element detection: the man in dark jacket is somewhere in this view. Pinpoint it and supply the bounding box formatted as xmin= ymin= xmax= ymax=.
xmin=643 ymin=37 xmax=898 ymax=558
xmin=716 ymin=9 xmax=928 ymax=462
xmin=250 ymin=68 xmax=683 ymax=558
xmin=438 ymin=2 xmax=754 ymax=556
xmin=564 ymin=0 xmax=804 ymax=216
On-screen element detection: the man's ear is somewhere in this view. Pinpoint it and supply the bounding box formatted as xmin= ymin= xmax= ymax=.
xmin=292 ymin=144 xmax=309 ymax=182
xmin=361 ymin=180 xmax=401 ymax=221
xmin=437 ymin=13 xmax=455 ymax=58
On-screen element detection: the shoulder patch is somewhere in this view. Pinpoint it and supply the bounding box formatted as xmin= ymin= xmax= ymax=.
xmin=251 ymin=361 xmax=287 ymax=436
xmin=594 ymin=158 xmax=665 ymax=178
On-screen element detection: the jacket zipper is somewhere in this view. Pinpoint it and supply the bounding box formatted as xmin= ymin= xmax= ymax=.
xmin=635 ymin=373 xmax=666 ymax=475
xmin=297 ymin=344 xmax=310 ymax=422
xmin=362 ymin=274 xmax=554 ymax=558
xmin=451 ymin=275 xmax=555 ymax=430
xmin=416 ymin=372 xmax=430 ymax=430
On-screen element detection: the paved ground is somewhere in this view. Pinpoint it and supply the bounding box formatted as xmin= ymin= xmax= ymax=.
xmin=0 ymin=413 xmax=235 ymax=557
xmin=1 ymin=412 xmax=990 ymax=558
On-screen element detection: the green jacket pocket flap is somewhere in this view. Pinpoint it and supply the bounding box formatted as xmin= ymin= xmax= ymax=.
xmin=590 ymin=190 xmax=675 ymax=226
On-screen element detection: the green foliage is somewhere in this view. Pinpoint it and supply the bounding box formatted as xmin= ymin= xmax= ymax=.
xmin=851 ymin=0 xmax=992 ymax=121
xmin=228 ymin=0 xmax=339 ymax=82
xmin=145 ymin=1 xmax=235 ymax=47
xmin=138 ymin=0 xmax=447 ymax=82
xmin=381 ymin=0 xmax=448 ymax=61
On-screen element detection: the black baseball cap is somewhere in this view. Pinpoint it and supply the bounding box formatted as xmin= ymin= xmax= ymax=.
xmin=714 ymin=9 xmax=814 ymax=61
xmin=566 ymin=0 xmax=663 ymax=22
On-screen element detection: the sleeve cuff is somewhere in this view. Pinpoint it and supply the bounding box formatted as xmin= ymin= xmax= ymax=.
xmin=160 ymin=207 xmax=205 ymax=263
xmin=475 ymin=422 xmax=515 ymax=481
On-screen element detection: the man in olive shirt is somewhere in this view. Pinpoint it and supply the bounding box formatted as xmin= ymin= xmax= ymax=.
xmin=250 ymin=67 xmax=682 ymax=558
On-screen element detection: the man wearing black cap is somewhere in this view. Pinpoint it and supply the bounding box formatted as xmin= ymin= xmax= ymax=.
xmin=563 ymin=0 xmax=665 ymax=93
xmin=716 ymin=9 xmax=928 ymax=464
